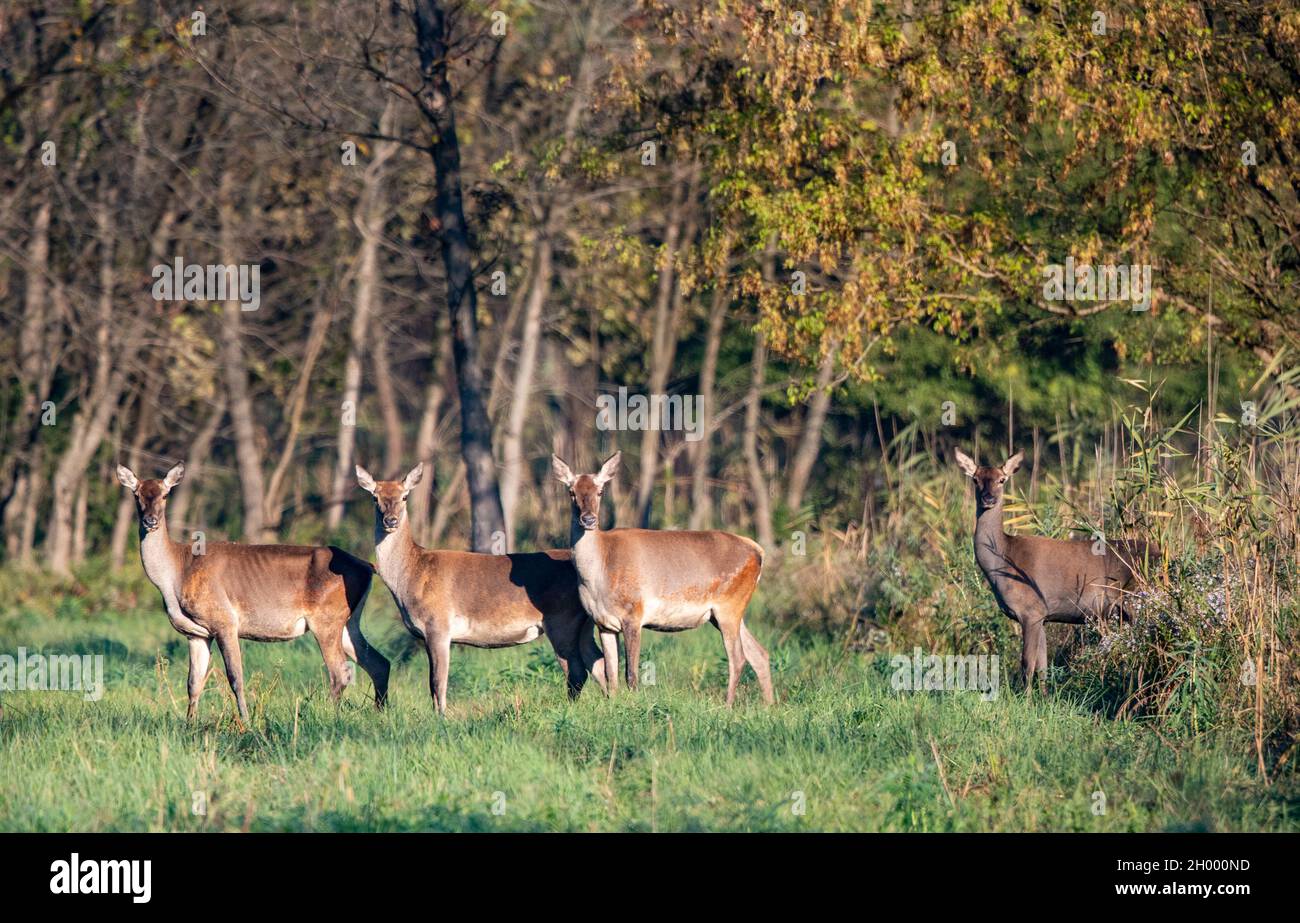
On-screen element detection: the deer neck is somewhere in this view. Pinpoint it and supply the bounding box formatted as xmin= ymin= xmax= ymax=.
xmin=374 ymin=515 xmax=421 ymax=593
xmin=973 ymin=498 xmax=1010 ymax=572
xmin=138 ymin=524 xmax=186 ymax=598
xmin=569 ymin=513 xmax=604 ymax=585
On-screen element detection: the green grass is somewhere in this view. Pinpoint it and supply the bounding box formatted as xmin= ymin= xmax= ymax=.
xmin=0 ymin=574 xmax=1294 ymax=832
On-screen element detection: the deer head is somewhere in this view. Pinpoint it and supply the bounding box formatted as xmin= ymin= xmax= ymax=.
xmin=551 ymin=452 xmax=620 ymax=531
xmin=116 ymin=463 xmax=185 ymax=533
xmin=954 ymin=449 xmax=1023 ymax=512
xmin=356 ymin=463 xmax=423 ymax=533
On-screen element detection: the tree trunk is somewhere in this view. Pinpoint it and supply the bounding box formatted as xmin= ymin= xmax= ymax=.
xmin=71 ymin=477 xmax=88 ymax=567
xmin=265 ymin=301 xmax=334 ymax=530
xmin=415 ymin=0 xmax=506 ymax=552
xmin=218 ymin=170 xmax=268 ymax=541
xmin=2 ymin=196 xmax=50 ymax=560
xmin=168 ymin=397 xmax=226 ymax=534
xmin=428 ymin=461 xmax=466 ymax=547
xmin=371 ymin=327 xmax=406 ymax=476
xmin=743 ymin=326 xmax=775 ymax=550
xmin=499 ymin=234 xmax=553 ymax=547
xmin=785 ymin=344 xmax=838 ymax=513
xmin=328 ymin=102 xmax=399 ymax=525
xmin=409 ymin=312 xmax=453 ymax=541
xmin=689 ymin=276 xmax=729 ymax=530
xmin=743 ymin=239 xmax=777 ymax=551
xmin=46 ymin=192 xmax=131 ymax=574
xmin=110 ymin=374 xmax=164 ymax=568
xmin=634 ymin=170 xmax=692 ymax=527
xmin=1 ymin=84 xmax=58 ymax=556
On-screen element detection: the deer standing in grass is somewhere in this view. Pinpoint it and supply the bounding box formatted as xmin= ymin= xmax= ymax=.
xmin=551 ymin=452 xmax=774 ymax=705
xmin=954 ymin=449 xmax=1160 ymax=692
xmin=116 ymin=463 xmax=390 ymax=725
xmin=355 ymin=463 xmax=607 ymax=714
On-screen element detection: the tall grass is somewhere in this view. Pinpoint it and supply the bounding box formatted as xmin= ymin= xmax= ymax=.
xmin=768 ymin=368 xmax=1300 ymax=783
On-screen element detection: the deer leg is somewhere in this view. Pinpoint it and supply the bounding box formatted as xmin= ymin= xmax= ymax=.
xmin=214 ymin=631 xmax=250 ymax=727
xmin=342 ymin=616 xmax=390 ymax=710
xmin=1019 ymin=616 xmax=1046 ymax=697
xmin=622 ymin=619 xmax=642 ymax=691
xmin=1034 ymin=621 xmax=1049 ymax=694
xmin=599 ymin=629 xmax=619 ymax=695
xmin=424 ymin=632 xmax=452 ymax=717
xmin=314 ymin=623 xmax=353 ymax=705
xmin=547 ymin=614 xmax=586 ymax=700
xmin=186 ymin=637 xmax=213 ymax=721
xmin=738 ymin=622 xmax=775 ymax=705
xmin=713 ymin=611 xmax=746 ymax=706
xmin=579 ymin=618 xmax=608 ymax=695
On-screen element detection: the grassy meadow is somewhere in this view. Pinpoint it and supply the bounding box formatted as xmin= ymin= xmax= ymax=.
xmin=1 ymin=545 xmax=1294 ymax=833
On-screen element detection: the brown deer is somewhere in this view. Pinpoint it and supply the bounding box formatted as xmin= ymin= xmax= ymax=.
xmin=551 ymin=452 xmax=774 ymax=706
xmin=954 ymin=449 xmax=1160 ymax=692
xmin=116 ymin=463 xmax=389 ymax=725
xmin=355 ymin=463 xmax=607 ymax=714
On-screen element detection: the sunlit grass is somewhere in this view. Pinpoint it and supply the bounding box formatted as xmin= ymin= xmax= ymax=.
xmin=0 ymin=578 xmax=1292 ymax=832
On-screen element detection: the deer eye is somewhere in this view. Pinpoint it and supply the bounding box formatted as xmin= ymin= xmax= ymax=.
xmin=998 ymin=476 xmax=1007 ymax=484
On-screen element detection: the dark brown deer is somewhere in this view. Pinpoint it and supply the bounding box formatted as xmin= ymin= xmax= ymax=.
xmin=551 ymin=452 xmax=774 ymax=706
xmin=954 ymin=449 xmax=1160 ymax=692
xmin=116 ymin=463 xmax=389 ymax=726
xmin=356 ymin=463 xmax=607 ymax=714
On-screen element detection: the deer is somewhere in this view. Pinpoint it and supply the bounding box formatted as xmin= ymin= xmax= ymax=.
xmin=115 ymin=463 xmax=390 ymax=726
xmin=550 ymin=451 xmax=775 ymax=706
xmin=355 ymin=462 xmax=607 ymax=714
xmin=954 ymin=448 xmax=1160 ymax=692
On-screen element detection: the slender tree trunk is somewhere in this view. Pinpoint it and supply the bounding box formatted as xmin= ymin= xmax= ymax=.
xmin=47 ymin=191 xmax=131 ymax=574
xmin=1 ymin=84 xmax=57 ymax=555
xmin=409 ymin=313 xmax=453 ymax=541
xmin=110 ymin=375 xmax=164 ymax=568
xmin=743 ymin=327 xmax=775 ymax=550
xmin=329 ymin=102 xmax=399 ymax=525
xmin=634 ymin=170 xmax=692 ymax=527
xmin=265 ymin=302 xmax=334 ymax=529
xmin=785 ymin=344 xmax=838 ymax=513
xmin=371 ymin=327 xmax=406 ymax=476
xmin=428 ymin=461 xmax=466 ymax=547
xmin=415 ymin=0 xmax=506 ymax=552
xmin=168 ymin=397 xmax=226 ymax=534
xmin=71 ymin=477 xmax=88 ymax=566
xmin=499 ymin=235 xmax=553 ymax=547
xmin=2 ymin=197 xmax=50 ymax=559
xmin=689 ymin=276 xmax=729 ymax=530
xmin=218 ymin=170 xmax=268 ymax=541
xmin=743 ymin=239 xmax=777 ymax=551
xmin=17 ymin=449 xmax=43 ymax=566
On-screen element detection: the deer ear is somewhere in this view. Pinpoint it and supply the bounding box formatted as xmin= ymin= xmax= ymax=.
xmin=594 ymin=451 xmax=621 ymax=487
xmin=954 ymin=449 xmax=978 ymax=478
xmin=1002 ymin=451 xmax=1024 ymax=476
xmin=551 ymin=455 xmax=576 ymax=487
xmin=162 ymin=463 xmax=185 ymax=490
xmin=116 ymin=465 xmax=139 ymax=492
xmin=355 ymin=465 xmax=377 ymax=495
xmin=402 ymin=463 xmax=424 ymax=493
